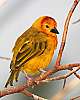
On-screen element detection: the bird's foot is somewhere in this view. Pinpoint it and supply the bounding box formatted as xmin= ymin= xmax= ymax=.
xmin=25 ymin=75 xmax=32 ymax=81
xmin=25 ymin=75 xmax=34 ymax=87
xmin=38 ymin=68 xmax=46 ymax=73
xmin=26 ymin=76 xmax=36 ymax=88
xmin=38 ymin=68 xmax=49 ymax=80
xmin=22 ymin=71 xmax=33 ymax=85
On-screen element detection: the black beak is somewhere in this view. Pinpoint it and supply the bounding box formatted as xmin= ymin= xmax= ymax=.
xmin=50 ymin=28 xmax=59 ymax=34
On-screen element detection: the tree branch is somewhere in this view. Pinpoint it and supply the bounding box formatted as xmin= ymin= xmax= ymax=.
xmin=22 ymin=90 xmax=48 ymax=100
xmin=70 ymin=96 xmax=80 ymax=100
xmin=0 ymin=63 xmax=80 ymax=98
xmin=0 ymin=0 xmax=79 ymax=99
xmin=0 ymin=56 xmax=11 ymax=60
xmin=41 ymin=66 xmax=80 ymax=83
xmin=55 ymin=0 xmax=79 ymax=67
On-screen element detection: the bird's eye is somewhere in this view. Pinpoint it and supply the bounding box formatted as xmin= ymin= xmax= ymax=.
xmin=45 ymin=25 xmax=49 ymax=28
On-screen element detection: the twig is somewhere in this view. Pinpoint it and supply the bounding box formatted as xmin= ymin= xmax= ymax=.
xmin=72 ymin=18 xmax=80 ymax=24
xmin=21 ymin=90 xmax=33 ymax=97
xmin=0 ymin=56 xmax=11 ymax=60
xmin=57 ymin=63 xmax=80 ymax=88
xmin=70 ymin=96 xmax=80 ymax=100
xmin=0 ymin=0 xmax=79 ymax=99
xmin=0 ymin=63 xmax=80 ymax=98
xmin=32 ymin=94 xmax=48 ymax=100
xmin=73 ymin=72 xmax=80 ymax=79
xmin=55 ymin=0 xmax=79 ymax=67
xmin=22 ymin=90 xmax=48 ymax=100
xmin=0 ymin=85 xmax=28 ymax=98
xmin=55 ymin=63 xmax=80 ymax=70
xmin=68 ymin=67 xmax=80 ymax=79
xmin=41 ymin=66 xmax=80 ymax=83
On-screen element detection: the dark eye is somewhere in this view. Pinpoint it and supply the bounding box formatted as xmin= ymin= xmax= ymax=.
xmin=46 ymin=25 xmax=49 ymax=28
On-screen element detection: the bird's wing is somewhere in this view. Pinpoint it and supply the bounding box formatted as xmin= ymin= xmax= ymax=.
xmin=10 ymin=29 xmax=48 ymax=70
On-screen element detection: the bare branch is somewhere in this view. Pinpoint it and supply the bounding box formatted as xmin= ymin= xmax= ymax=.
xmin=70 ymin=96 xmax=80 ymax=100
xmin=22 ymin=90 xmax=48 ymax=100
xmin=0 ymin=63 xmax=80 ymax=98
xmin=0 ymin=85 xmax=28 ymax=98
xmin=0 ymin=56 xmax=11 ymax=60
xmin=32 ymin=94 xmax=48 ymax=100
xmin=41 ymin=66 xmax=80 ymax=83
xmin=72 ymin=18 xmax=80 ymax=24
xmin=0 ymin=0 xmax=79 ymax=99
xmin=55 ymin=0 xmax=79 ymax=67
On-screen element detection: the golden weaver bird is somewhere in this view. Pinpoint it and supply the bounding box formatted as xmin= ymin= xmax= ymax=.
xmin=5 ymin=16 xmax=59 ymax=87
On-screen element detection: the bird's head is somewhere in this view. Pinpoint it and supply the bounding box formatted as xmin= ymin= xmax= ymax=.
xmin=32 ymin=16 xmax=59 ymax=37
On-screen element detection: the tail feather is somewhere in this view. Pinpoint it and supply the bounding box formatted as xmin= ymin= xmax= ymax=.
xmin=5 ymin=70 xmax=15 ymax=87
xmin=15 ymin=70 xmax=20 ymax=82
xmin=5 ymin=60 xmax=20 ymax=87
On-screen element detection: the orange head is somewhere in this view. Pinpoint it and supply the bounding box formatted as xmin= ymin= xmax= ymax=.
xmin=32 ymin=16 xmax=59 ymax=37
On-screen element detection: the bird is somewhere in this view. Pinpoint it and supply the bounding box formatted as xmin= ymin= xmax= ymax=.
xmin=5 ymin=16 xmax=59 ymax=87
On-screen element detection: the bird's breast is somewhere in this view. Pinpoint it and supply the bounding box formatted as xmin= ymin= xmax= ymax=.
xmin=22 ymin=36 xmax=58 ymax=75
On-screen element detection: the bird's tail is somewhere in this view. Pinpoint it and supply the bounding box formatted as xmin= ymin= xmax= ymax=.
xmin=5 ymin=70 xmax=16 ymax=87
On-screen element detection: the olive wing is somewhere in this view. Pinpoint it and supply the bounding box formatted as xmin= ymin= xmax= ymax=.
xmin=11 ymin=31 xmax=48 ymax=70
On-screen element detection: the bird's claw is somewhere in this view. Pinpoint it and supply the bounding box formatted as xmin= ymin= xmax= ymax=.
xmin=38 ymin=68 xmax=46 ymax=73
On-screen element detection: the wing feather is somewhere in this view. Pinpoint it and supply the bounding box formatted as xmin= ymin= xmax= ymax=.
xmin=15 ymin=40 xmax=47 ymax=68
xmin=10 ymin=28 xmax=48 ymax=70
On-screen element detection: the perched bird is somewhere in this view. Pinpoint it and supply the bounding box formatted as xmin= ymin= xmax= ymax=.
xmin=5 ymin=16 xmax=59 ymax=87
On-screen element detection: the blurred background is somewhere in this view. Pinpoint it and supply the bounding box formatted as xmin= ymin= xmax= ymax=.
xmin=0 ymin=0 xmax=80 ymax=100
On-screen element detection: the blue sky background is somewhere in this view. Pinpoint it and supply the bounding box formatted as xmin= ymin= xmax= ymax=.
xmin=0 ymin=0 xmax=80 ymax=100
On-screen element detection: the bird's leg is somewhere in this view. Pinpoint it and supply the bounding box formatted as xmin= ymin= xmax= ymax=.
xmin=22 ymin=71 xmax=34 ymax=87
xmin=38 ymin=68 xmax=49 ymax=80
xmin=39 ymin=68 xmax=46 ymax=73
xmin=22 ymin=71 xmax=32 ymax=80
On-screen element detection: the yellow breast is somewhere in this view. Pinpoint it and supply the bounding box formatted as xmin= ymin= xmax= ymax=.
xmin=22 ymin=36 xmax=57 ymax=75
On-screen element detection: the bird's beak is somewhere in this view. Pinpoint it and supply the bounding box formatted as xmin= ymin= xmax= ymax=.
xmin=50 ymin=27 xmax=59 ymax=34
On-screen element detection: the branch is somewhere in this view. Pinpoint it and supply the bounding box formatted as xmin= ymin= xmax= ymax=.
xmin=0 ymin=63 xmax=80 ymax=98
xmin=0 ymin=85 xmax=27 ymax=98
xmin=72 ymin=18 xmax=80 ymax=24
xmin=0 ymin=56 xmax=11 ymax=60
xmin=0 ymin=0 xmax=79 ymax=99
xmin=70 ymin=96 xmax=80 ymax=100
xmin=55 ymin=0 xmax=79 ymax=67
xmin=0 ymin=86 xmax=47 ymax=100
xmin=22 ymin=90 xmax=48 ymax=100
xmin=41 ymin=66 xmax=80 ymax=83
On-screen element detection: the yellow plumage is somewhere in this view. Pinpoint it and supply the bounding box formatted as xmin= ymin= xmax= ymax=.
xmin=22 ymin=34 xmax=57 ymax=75
xmin=5 ymin=16 xmax=59 ymax=87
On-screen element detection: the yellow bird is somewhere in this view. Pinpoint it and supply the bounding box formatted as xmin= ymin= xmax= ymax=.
xmin=5 ymin=16 xmax=59 ymax=87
